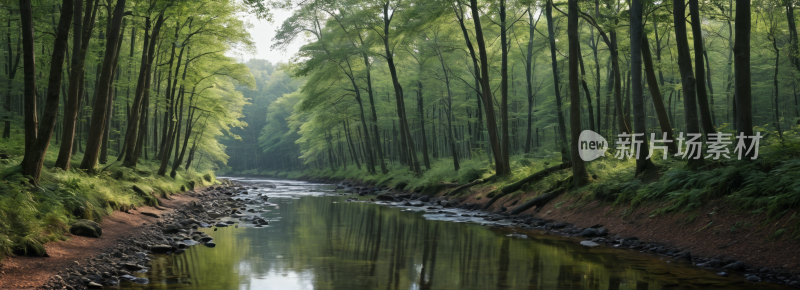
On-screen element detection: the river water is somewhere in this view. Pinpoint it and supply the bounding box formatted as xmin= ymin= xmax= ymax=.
xmin=118 ymin=178 xmax=788 ymax=290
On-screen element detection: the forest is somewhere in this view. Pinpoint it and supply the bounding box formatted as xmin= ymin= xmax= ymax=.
xmin=2 ymin=0 xmax=800 ymax=265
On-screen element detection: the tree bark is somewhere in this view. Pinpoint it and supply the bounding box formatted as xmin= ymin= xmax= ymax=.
xmin=629 ymin=0 xmax=655 ymax=175
xmin=383 ymin=2 xmax=421 ymax=175
xmin=546 ymin=0 xmax=570 ymax=161
xmin=22 ymin=0 xmax=73 ymax=183
xmin=641 ymin=32 xmax=677 ymax=153
xmin=674 ymin=0 xmax=704 ymax=169
xmin=568 ymin=0 xmax=590 ymax=185
xmin=19 ymin=0 xmax=37 ymax=166
xmin=122 ymin=14 xmax=165 ymax=168
xmin=499 ymin=0 xmax=511 ymax=175
xmin=79 ymin=0 xmax=126 ymax=170
xmin=689 ymin=0 xmax=716 ymax=135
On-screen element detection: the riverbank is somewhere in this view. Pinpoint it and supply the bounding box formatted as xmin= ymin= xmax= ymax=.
xmin=293 ymin=174 xmax=800 ymax=288
xmin=0 ymin=181 xmax=255 ymax=289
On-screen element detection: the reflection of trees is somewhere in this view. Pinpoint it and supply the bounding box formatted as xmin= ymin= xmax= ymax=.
xmin=126 ymin=195 xmax=763 ymax=290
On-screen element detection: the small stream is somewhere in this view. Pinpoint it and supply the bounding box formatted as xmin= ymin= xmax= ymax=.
xmin=118 ymin=177 xmax=788 ymax=290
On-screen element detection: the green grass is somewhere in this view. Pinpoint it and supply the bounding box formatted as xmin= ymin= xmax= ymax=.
xmin=0 ymin=131 xmax=219 ymax=262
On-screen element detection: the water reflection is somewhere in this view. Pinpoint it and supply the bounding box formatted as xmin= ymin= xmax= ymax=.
xmin=120 ymin=180 xmax=787 ymax=290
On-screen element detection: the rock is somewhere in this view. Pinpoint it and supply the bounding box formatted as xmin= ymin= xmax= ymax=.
xmin=149 ymin=244 xmax=174 ymax=253
xmin=717 ymin=272 xmax=730 ymax=277
xmin=596 ymin=228 xmax=609 ymax=236
xmin=746 ymin=275 xmax=761 ymax=282
xmin=121 ymin=263 xmax=143 ymax=271
xmin=14 ymin=240 xmax=48 ymax=257
xmin=87 ymin=281 xmax=104 ymax=289
xmin=376 ymin=195 xmax=395 ymax=201
xmin=580 ymin=241 xmax=601 ymax=248
xmin=199 ymin=236 xmax=213 ymax=243
xmin=417 ymin=196 xmax=430 ymax=202
xmin=215 ymin=222 xmax=229 ymax=227
xmin=70 ymin=219 xmax=103 ymax=238
xmin=581 ymin=228 xmax=599 ymax=237
xmin=551 ymin=222 xmax=568 ymax=229
xmin=675 ymin=251 xmax=692 ymax=261
xmin=205 ymin=241 xmax=216 ymax=247
xmin=723 ymin=261 xmax=745 ymax=271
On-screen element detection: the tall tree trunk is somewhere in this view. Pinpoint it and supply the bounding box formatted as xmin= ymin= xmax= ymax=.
xmin=383 ymin=2 xmax=421 ymax=175
xmin=629 ymin=0 xmax=655 ymax=175
xmin=641 ymin=35 xmax=677 ymax=153
xmin=689 ymin=0 xmax=716 ymax=135
xmin=3 ymin=19 xmax=22 ymax=139
xmin=79 ymin=0 xmax=126 ymax=170
xmin=468 ymin=0 xmax=505 ymax=175
xmin=20 ymin=0 xmax=38 ymax=165
xmin=22 ymin=0 xmax=73 ymax=183
xmin=674 ymin=0 xmax=704 ymax=169
xmin=568 ymin=0 xmax=589 ymax=185
xmin=524 ymin=7 xmax=537 ymax=153
xmin=499 ymin=0 xmax=511 ymax=175
xmin=100 ymin=20 xmax=126 ymax=164
xmin=122 ymin=14 xmax=165 ymax=167
xmin=577 ymin=43 xmax=595 ymax=131
xmin=417 ymin=79 xmax=431 ymax=169
xmin=546 ymin=0 xmax=570 ymax=160
xmin=363 ymin=53 xmax=388 ymax=174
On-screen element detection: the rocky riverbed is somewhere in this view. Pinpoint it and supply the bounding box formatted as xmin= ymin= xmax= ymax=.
xmin=40 ymin=182 xmax=272 ymax=290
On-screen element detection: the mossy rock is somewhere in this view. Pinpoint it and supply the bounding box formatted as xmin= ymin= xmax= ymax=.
xmin=180 ymin=185 xmax=186 ymax=192
xmin=187 ymin=181 xmax=196 ymax=190
xmin=13 ymin=240 xmax=48 ymax=257
xmin=203 ymin=173 xmax=213 ymax=182
xmin=69 ymin=219 xmax=102 ymax=238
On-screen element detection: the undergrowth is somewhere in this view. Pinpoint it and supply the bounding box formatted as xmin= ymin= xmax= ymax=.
xmin=0 ymin=139 xmax=218 ymax=262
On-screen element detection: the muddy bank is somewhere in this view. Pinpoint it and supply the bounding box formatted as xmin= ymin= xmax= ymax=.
xmin=299 ymin=176 xmax=800 ymax=288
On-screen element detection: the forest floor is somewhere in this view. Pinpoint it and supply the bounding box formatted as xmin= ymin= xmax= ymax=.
xmin=0 ymin=194 xmax=200 ymax=289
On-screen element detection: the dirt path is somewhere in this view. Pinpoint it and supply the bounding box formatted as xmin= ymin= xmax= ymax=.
xmin=0 ymin=194 xmax=200 ymax=289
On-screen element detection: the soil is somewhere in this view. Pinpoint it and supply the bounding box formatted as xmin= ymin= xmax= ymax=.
xmin=0 ymin=191 xmax=202 ymax=289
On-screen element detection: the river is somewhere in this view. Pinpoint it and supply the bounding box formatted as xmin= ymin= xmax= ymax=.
xmin=118 ymin=177 xmax=787 ymax=290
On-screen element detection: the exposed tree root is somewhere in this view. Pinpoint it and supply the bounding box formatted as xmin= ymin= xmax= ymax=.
xmin=446 ymin=176 xmax=496 ymax=196
xmin=508 ymin=176 xmax=573 ymax=215
xmin=501 ymin=163 xmax=571 ymax=194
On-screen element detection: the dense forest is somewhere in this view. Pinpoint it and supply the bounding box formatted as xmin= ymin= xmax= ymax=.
xmin=225 ymin=0 xmax=786 ymax=180
xmin=3 ymin=0 xmax=800 ymax=255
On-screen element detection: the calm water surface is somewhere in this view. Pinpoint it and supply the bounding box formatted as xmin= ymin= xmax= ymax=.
xmin=119 ymin=178 xmax=788 ymax=290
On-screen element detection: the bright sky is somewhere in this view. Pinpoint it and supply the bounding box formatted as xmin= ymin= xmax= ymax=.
xmin=240 ymin=9 xmax=306 ymax=66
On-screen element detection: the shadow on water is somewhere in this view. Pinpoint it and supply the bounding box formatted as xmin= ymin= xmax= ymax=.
xmin=119 ymin=179 xmax=790 ymax=290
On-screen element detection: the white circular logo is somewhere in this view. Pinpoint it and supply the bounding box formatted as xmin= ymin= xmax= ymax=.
xmin=578 ymin=130 xmax=608 ymax=162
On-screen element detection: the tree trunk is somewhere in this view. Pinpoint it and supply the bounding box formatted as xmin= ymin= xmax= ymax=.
xmin=546 ymin=0 xmax=570 ymax=160
xmin=21 ymin=0 xmax=73 ymax=183
xmin=78 ymin=0 xmax=126 ymax=170
xmin=524 ymin=7 xmax=536 ymax=153
xmin=641 ymin=34 xmax=677 ymax=153
xmin=383 ymin=2 xmax=421 ymax=175
xmin=629 ymin=0 xmax=656 ymax=175
xmin=674 ymin=0 xmax=704 ymax=169
xmin=568 ymin=0 xmax=589 ymax=185
xmin=689 ymin=0 xmax=716 ymax=135
xmin=499 ymin=0 xmax=511 ymax=175
xmin=19 ymin=0 xmax=38 ymax=166
xmin=122 ymin=14 xmax=165 ymax=168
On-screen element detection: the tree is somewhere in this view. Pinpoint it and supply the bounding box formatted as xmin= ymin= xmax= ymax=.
xmin=568 ymin=0 xmax=589 ymax=185
xmin=629 ymin=0 xmax=655 ymax=175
